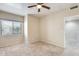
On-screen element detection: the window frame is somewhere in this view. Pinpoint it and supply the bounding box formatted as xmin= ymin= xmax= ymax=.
xmin=0 ymin=20 xmax=2 ymax=36
xmin=1 ymin=20 xmax=13 ymax=36
xmin=0 ymin=18 xmax=23 ymax=36
xmin=13 ymin=21 xmax=21 ymax=35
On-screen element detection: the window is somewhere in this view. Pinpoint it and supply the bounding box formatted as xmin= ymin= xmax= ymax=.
xmin=0 ymin=19 xmax=22 ymax=36
xmin=2 ymin=20 xmax=12 ymax=36
xmin=13 ymin=22 xmax=21 ymax=34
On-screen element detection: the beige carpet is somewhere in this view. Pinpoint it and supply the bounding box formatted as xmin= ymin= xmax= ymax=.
xmin=0 ymin=42 xmax=64 ymax=56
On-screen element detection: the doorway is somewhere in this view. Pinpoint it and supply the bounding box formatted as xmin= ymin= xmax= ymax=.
xmin=65 ymin=16 xmax=79 ymax=48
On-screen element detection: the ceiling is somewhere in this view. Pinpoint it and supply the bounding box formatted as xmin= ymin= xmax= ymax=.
xmin=0 ymin=3 xmax=79 ymax=17
xmin=26 ymin=3 xmax=78 ymax=17
xmin=0 ymin=3 xmax=27 ymax=16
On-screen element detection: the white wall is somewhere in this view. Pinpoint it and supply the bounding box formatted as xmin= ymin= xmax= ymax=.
xmin=24 ymin=14 xmax=28 ymax=46
xmin=28 ymin=15 xmax=40 ymax=43
xmin=40 ymin=7 xmax=79 ymax=48
xmin=40 ymin=13 xmax=64 ymax=48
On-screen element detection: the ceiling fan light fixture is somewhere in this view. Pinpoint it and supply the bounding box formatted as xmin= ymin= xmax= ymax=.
xmin=37 ymin=5 xmax=41 ymax=8
xmin=28 ymin=3 xmax=50 ymax=12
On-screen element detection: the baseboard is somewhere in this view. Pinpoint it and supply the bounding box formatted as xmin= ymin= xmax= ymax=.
xmin=30 ymin=41 xmax=41 ymax=44
xmin=40 ymin=40 xmax=64 ymax=49
xmin=25 ymin=40 xmax=65 ymax=49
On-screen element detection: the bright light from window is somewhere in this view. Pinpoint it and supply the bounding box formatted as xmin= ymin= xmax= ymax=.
xmin=65 ymin=22 xmax=76 ymax=30
xmin=2 ymin=20 xmax=12 ymax=36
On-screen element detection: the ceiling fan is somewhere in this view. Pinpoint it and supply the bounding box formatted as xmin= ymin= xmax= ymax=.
xmin=28 ymin=3 xmax=50 ymax=12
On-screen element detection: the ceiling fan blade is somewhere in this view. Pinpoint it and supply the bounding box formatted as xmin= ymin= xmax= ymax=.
xmin=42 ymin=5 xmax=50 ymax=9
xmin=38 ymin=9 xmax=40 ymax=12
xmin=37 ymin=3 xmax=44 ymax=5
xmin=28 ymin=5 xmax=36 ymax=8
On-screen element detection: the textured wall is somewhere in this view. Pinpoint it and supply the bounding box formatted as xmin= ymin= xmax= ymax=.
xmin=40 ymin=13 xmax=64 ymax=48
xmin=28 ymin=15 xmax=40 ymax=43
